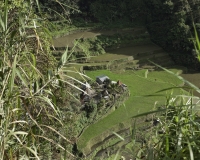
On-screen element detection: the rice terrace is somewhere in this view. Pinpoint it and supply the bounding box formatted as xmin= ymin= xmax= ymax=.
xmin=52 ymin=27 xmax=200 ymax=159
xmin=1 ymin=1 xmax=200 ymax=160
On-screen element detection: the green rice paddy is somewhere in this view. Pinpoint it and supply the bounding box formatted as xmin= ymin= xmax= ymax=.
xmin=77 ymin=69 xmax=186 ymax=152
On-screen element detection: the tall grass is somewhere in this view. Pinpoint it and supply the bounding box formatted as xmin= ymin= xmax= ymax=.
xmin=0 ymin=1 xmax=85 ymax=159
xmin=193 ymin=22 xmax=200 ymax=61
xmin=128 ymin=94 xmax=200 ymax=160
xmin=125 ymin=23 xmax=200 ymax=160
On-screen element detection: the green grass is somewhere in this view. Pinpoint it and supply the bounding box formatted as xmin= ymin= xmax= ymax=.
xmin=77 ymin=69 xmax=187 ymax=152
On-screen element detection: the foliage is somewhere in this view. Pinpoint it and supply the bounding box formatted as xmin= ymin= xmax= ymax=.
xmin=153 ymin=96 xmax=200 ymax=159
xmin=144 ymin=0 xmax=200 ymax=70
xmin=74 ymin=37 xmax=106 ymax=60
xmin=127 ymin=86 xmax=200 ymax=160
xmin=0 ymin=0 xmax=84 ymax=159
xmin=58 ymin=76 xmax=130 ymax=157
xmin=192 ymin=22 xmax=200 ymax=61
xmin=77 ymin=0 xmax=147 ymax=24
xmin=38 ymin=0 xmax=79 ymax=21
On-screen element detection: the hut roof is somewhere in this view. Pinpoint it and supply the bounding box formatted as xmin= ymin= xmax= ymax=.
xmin=96 ymin=75 xmax=109 ymax=84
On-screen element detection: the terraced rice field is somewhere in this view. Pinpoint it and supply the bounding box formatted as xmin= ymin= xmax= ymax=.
xmin=77 ymin=47 xmax=187 ymax=156
xmin=53 ymin=28 xmax=199 ymax=158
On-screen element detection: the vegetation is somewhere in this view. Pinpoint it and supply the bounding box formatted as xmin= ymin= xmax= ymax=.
xmin=0 ymin=0 xmax=80 ymax=159
xmin=76 ymin=25 xmax=200 ymax=159
xmin=40 ymin=0 xmax=200 ymax=70
xmin=76 ymin=29 xmax=200 ymax=158
xmin=77 ymin=69 xmax=186 ymax=154
xmin=77 ymin=0 xmax=147 ymax=25
xmin=123 ymin=65 xmax=200 ymax=160
xmin=1 ymin=0 xmax=200 ymax=159
xmin=48 ymin=0 xmax=200 ymax=71
xmin=0 ymin=2 xmax=151 ymax=159
xmin=144 ymin=0 xmax=200 ymax=70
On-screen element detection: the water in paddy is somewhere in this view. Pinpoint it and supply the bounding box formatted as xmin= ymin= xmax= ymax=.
xmin=181 ymin=73 xmax=200 ymax=97
xmin=53 ymin=29 xmax=200 ymax=95
xmin=89 ymin=44 xmax=160 ymax=62
xmin=53 ymin=27 xmax=146 ymax=47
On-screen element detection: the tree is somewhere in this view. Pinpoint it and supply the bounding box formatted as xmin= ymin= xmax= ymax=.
xmin=38 ymin=0 xmax=79 ymax=22
xmin=144 ymin=0 xmax=200 ymax=70
xmin=76 ymin=0 xmax=146 ymax=24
